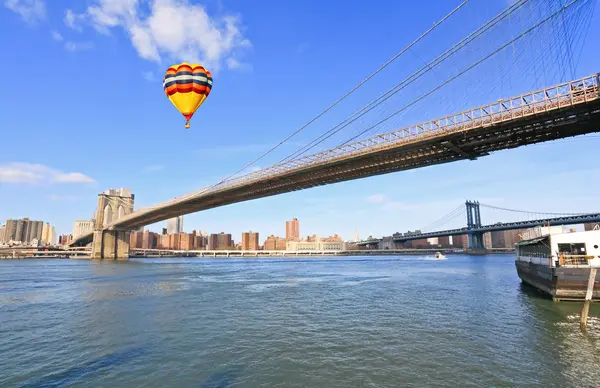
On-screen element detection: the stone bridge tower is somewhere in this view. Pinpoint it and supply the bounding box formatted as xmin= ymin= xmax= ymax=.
xmin=91 ymin=188 xmax=135 ymax=260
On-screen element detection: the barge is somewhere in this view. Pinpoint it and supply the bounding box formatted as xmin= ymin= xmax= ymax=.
xmin=515 ymin=229 xmax=600 ymax=301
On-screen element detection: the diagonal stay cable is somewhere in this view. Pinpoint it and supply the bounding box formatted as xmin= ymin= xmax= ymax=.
xmin=202 ymin=0 xmax=471 ymax=186
xmin=336 ymin=0 xmax=584 ymax=147
xmin=276 ymin=0 xmax=531 ymax=163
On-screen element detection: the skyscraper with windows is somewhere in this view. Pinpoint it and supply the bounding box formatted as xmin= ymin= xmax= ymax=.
xmin=166 ymin=215 xmax=184 ymax=234
xmin=286 ymin=218 xmax=299 ymax=240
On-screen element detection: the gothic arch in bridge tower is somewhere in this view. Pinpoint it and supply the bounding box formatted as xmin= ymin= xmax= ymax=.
xmin=103 ymin=204 xmax=113 ymax=227
xmin=117 ymin=205 xmax=125 ymax=220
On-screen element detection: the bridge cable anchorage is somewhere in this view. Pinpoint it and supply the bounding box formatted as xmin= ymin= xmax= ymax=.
xmin=201 ymin=0 xmax=470 ymax=183
xmin=337 ymin=0 xmax=588 ymax=147
xmin=276 ymin=0 xmax=532 ymax=164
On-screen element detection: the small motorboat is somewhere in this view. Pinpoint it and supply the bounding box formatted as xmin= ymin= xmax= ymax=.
xmin=435 ymin=251 xmax=446 ymax=260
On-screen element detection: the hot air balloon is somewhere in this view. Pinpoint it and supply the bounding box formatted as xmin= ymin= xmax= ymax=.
xmin=163 ymin=62 xmax=213 ymax=129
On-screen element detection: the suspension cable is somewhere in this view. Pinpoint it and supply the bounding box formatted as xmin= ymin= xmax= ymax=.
xmin=479 ymin=203 xmax=592 ymax=216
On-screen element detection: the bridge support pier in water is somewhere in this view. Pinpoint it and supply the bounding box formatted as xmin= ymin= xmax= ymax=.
xmin=91 ymin=230 xmax=130 ymax=260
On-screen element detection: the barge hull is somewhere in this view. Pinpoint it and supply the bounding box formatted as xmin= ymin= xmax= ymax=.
xmin=515 ymin=261 xmax=600 ymax=300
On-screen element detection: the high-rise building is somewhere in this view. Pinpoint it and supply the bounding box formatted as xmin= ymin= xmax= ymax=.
xmin=264 ymin=235 xmax=287 ymax=250
xmin=73 ymin=220 xmax=94 ymax=239
xmin=59 ymin=234 xmax=73 ymax=245
xmin=4 ymin=218 xmax=45 ymax=243
xmin=286 ymin=218 xmax=299 ymax=240
xmin=483 ymin=232 xmax=492 ymax=249
xmin=241 ymin=231 xmax=259 ymax=250
xmin=438 ymin=236 xmax=451 ymax=248
xmin=25 ymin=220 xmax=43 ymax=242
xmin=166 ymin=216 xmax=184 ymax=234
xmin=208 ymin=234 xmax=219 ymax=250
xmin=452 ymin=234 xmax=468 ymax=248
xmin=0 ymin=224 xmax=6 ymax=243
xmin=217 ymin=233 xmax=233 ymax=249
xmin=41 ymin=223 xmax=56 ymax=245
xmin=490 ymin=230 xmax=505 ymax=248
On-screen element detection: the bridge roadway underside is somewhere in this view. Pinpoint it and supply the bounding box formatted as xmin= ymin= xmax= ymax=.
xmin=72 ymin=100 xmax=600 ymax=247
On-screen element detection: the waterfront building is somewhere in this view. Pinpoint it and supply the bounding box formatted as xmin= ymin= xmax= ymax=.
xmin=4 ymin=218 xmax=46 ymax=243
xmin=73 ymin=220 xmax=94 ymax=239
xmin=452 ymin=234 xmax=468 ymax=248
xmin=264 ymin=235 xmax=287 ymax=250
xmin=584 ymin=222 xmax=600 ymax=231
xmin=0 ymin=224 xmax=5 ymax=243
xmin=483 ymin=233 xmax=492 ymax=249
xmin=130 ymin=231 xmax=144 ymax=248
xmin=59 ymin=234 xmax=73 ymax=245
xmin=286 ymin=240 xmax=346 ymax=251
xmin=438 ymin=236 xmax=451 ymax=248
xmin=217 ymin=232 xmax=233 ymax=249
xmin=159 ymin=234 xmax=170 ymax=249
xmin=380 ymin=236 xmax=396 ymax=250
xmin=208 ymin=234 xmax=219 ymax=250
xmin=178 ymin=233 xmax=193 ymax=250
xmin=167 ymin=216 xmax=184 ymax=234
xmin=241 ymin=231 xmax=259 ymax=250
xmin=286 ymin=218 xmax=299 ymax=240
xmin=41 ymin=223 xmax=56 ymax=245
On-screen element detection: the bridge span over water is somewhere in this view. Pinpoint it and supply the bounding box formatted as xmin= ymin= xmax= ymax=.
xmin=357 ymin=200 xmax=600 ymax=250
xmin=71 ymin=73 xmax=600 ymax=258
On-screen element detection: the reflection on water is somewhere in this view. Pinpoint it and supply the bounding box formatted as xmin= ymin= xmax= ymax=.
xmin=0 ymin=255 xmax=599 ymax=387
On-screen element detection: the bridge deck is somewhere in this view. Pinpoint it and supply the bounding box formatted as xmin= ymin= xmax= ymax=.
xmin=71 ymin=74 xmax=600 ymax=246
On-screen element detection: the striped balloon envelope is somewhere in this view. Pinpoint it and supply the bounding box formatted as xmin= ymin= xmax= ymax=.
xmin=163 ymin=62 xmax=213 ymax=129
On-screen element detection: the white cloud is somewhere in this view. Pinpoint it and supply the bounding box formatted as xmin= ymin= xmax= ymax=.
xmin=64 ymin=41 xmax=94 ymax=52
xmin=367 ymin=194 xmax=388 ymax=204
xmin=142 ymin=70 xmax=156 ymax=81
xmin=64 ymin=9 xmax=86 ymax=31
xmin=51 ymin=30 xmax=63 ymax=41
xmin=0 ymin=162 xmax=95 ymax=184
xmin=65 ymin=0 xmax=251 ymax=71
xmin=4 ymin=0 xmax=45 ymax=23
xmin=226 ymin=57 xmax=251 ymax=71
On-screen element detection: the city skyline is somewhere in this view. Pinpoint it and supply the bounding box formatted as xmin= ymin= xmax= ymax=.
xmin=1 ymin=1 xmax=600 ymax=240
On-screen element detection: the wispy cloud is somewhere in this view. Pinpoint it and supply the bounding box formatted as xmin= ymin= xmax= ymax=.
xmin=142 ymin=71 xmax=156 ymax=82
xmin=63 ymin=0 xmax=252 ymax=72
xmin=0 ymin=162 xmax=95 ymax=185
xmin=51 ymin=30 xmax=63 ymax=41
xmin=226 ymin=57 xmax=252 ymax=71
xmin=50 ymin=29 xmax=92 ymax=52
xmin=4 ymin=0 xmax=45 ymax=24
xmin=366 ymin=194 xmax=388 ymax=204
xmin=48 ymin=194 xmax=81 ymax=201
xmin=143 ymin=165 xmax=165 ymax=173
xmin=64 ymin=41 xmax=94 ymax=52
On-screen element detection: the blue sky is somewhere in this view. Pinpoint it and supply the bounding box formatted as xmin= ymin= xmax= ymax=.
xmin=1 ymin=0 xmax=599 ymax=241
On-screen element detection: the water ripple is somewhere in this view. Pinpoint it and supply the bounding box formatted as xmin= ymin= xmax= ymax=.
xmin=1 ymin=255 xmax=599 ymax=387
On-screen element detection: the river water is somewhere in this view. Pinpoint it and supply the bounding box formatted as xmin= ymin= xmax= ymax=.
xmin=1 ymin=254 xmax=599 ymax=387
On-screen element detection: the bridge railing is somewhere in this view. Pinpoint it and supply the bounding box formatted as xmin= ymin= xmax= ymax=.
xmin=107 ymin=73 xmax=600 ymax=226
